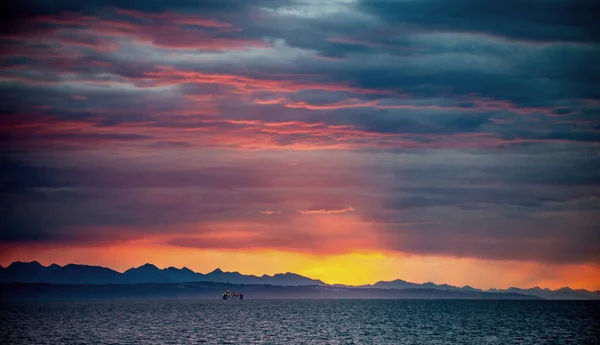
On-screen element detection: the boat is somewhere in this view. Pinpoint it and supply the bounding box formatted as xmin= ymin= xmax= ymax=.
xmin=222 ymin=288 xmax=243 ymax=300
xmin=222 ymin=281 xmax=243 ymax=300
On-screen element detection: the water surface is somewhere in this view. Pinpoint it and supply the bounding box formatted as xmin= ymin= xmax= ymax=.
xmin=1 ymin=300 xmax=599 ymax=344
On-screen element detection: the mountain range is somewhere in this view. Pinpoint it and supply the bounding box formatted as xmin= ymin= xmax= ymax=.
xmin=346 ymin=279 xmax=600 ymax=300
xmin=0 ymin=261 xmax=325 ymax=286
xmin=1 ymin=261 xmax=599 ymax=300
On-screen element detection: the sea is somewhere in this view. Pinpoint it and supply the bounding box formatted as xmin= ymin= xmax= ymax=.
xmin=1 ymin=300 xmax=599 ymax=344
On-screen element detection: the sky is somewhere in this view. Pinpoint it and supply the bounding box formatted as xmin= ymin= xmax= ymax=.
xmin=1 ymin=0 xmax=599 ymax=290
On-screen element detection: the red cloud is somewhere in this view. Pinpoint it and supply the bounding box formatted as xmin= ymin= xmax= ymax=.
xmin=1 ymin=108 xmax=582 ymax=152
xmin=144 ymin=67 xmax=393 ymax=95
xmin=6 ymin=11 xmax=265 ymax=52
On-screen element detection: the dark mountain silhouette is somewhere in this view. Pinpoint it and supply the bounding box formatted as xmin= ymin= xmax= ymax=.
xmin=486 ymin=286 xmax=600 ymax=300
xmin=359 ymin=280 xmax=598 ymax=300
xmin=0 ymin=261 xmax=123 ymax=284
xmin=0 ymin=261 xmax=326 ymax=286
xmin=368 ymin=279 xmax=426 ymax=290
xmin=363 ymin=279 xmax=483 ymax=292
xmin=1 ymin=261 xmax=598 ymax=300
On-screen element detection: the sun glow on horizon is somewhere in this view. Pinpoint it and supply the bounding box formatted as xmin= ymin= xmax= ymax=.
xmin=2 ymin=244 xmax=599 ymax=291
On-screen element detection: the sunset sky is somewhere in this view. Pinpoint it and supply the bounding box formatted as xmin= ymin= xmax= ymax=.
xmin=1 ymin=0 xmax=599 ymax=290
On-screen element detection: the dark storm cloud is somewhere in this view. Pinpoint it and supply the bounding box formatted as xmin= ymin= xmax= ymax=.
xmin=380 ymin=219 xmax=600 ymax=264
xmin=358 ymin=0 xmax=600 ymax=44
xmin=1 ymin=0 xmax=598 ymax=147
xmin=356 ymin=146 xmax=600 ymax=263
xmin=0 ymin=0 xmax=293 ymax=23
xmin=3 ymin=4 xmax=599 ymax=116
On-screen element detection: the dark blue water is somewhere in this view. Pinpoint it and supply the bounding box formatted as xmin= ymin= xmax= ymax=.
xmin=1 ymin=300 xmax=599 ymax=344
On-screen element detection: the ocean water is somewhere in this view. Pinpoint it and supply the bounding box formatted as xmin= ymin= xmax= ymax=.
xmin=1 ymin=300 xmax=599 ymax=344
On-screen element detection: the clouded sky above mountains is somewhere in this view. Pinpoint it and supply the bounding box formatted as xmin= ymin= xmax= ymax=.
xmin=1 ymin=0 xmax=599 ymax=289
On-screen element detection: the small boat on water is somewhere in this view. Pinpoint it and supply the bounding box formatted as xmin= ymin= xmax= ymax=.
xmin=222 ymin=281 xmax=243 ymax=300
xmin=222 ymin=288 xmax=243 ymax=300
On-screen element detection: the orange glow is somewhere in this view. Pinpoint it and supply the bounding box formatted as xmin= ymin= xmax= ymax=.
xmin=2 ymin=243 xmax=599 ymax=290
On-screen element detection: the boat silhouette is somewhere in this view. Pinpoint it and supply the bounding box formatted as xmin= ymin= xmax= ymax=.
xmin=222 ymin=280 xmax=243 ymax=300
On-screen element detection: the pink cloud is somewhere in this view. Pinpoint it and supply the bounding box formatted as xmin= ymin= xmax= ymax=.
xmin=165 ymin=214 xmax=382 ymax=254
xmin=3 ymin=109 xmax=587 ymax=152
xmin=143 ymin=67 xmax=394 ymax=95
xmin=9 ymin=11 xmax=265 ymax=52
xmin=261 ymin=210 xmax=282 ymax=215
xmin=254 ymin=95 xmax=559 ymax=116
xmin=299 ymin=207 xmax=356 ymax=215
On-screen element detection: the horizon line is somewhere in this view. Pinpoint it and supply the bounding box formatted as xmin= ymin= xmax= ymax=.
xmin=3 ymin=260 xmax=597 ymax=293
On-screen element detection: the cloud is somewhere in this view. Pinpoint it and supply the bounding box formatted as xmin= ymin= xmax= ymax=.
xmin=1 ymin=10 xmax=267 ymax=53
xmin=357 ymin=0 xmax=600 ymax=44
xmin=0 ymin=0 xmax=599 ymax=269
xmin=0 ymin=153 xmax=372 ymax=243
xmin=166 ymin=213 xmax=381 ymax=254
xmin=261 ymin=210 xmax=282 ymax=215
xmin=298 ymin=207 xmax=356 ymax=215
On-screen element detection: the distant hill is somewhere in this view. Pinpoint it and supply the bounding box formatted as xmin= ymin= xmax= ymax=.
xmin=0 ymin=261 xmax=326 ymax=286
xmin=1 ymin=261 xmax=598 ymax=300
xmin=486 ymin=286 xmax=600 ymax=300
xmin=0 ymin=261 xmax=123 ymax=285
xmin=355 ymin=279 xmax=599 ymax=300
xmin=0 ymin=282 xmax=541 ymax=301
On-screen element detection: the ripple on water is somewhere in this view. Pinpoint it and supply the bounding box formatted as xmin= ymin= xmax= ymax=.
xmin=1 ymin=300 xmax=599 ymax=345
